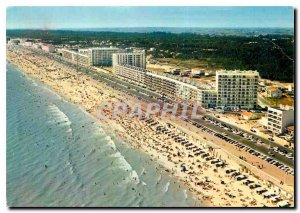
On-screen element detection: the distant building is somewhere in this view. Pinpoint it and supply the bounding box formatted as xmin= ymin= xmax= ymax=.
xmin=32 ymin=43 xmax=41 ymax=49
xmin=191 ymin=68 xmax=204 ymax=76
xmin=287 ymin=85 xmax=294 ymax=92
xmin=112 ymin=50 xmax=146 ymax=69
xmin=205 ymin=72 xmax=216 ymax=76
xmin=267 ymin=106 xmax=294 ymax=134
xmin=180 ymin=69 xmax=191 ymax=77
xmin=170 ymin=68 xmax=180 ymax=75
xmin=7 ymin=39 xmax=20 ymax=45
xmin=41 ymin=44 xmax=55 ymax=53
xmin=22 ymin=41 xmax=33 ymax=47
xmin=216 ymin=70 xmax=259 ymax=110
xmin=265 ymin=86 xmax=282 ymax=98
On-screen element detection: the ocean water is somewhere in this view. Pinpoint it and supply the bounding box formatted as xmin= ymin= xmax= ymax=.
xmin=6 ymin=63 xmax=201 ymax=207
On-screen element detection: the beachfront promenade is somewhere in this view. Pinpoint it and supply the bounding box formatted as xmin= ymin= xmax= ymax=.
xmin=6 ymin=45 xmax=294 ymax=207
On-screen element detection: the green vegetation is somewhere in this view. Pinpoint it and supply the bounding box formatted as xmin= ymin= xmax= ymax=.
xmin=265 ymin=96 xmax=294 ymax=107
xmin=7 ymin=30 xmax=294 ymax=81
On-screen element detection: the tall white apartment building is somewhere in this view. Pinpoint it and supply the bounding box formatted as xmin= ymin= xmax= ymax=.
xmin=198 ymin=90 xmax=217 ymax=108
xmin=62 ymin=47 xmax=122 ymax=66
xmin=87 ymin=47 xmax=121 ymax=66
xmin=267 ymin=106 xmax=294 ymax=134
xmin=216 ymin=70 xmax=259 ymax=110
xmin=112 ymin=50 xmax=146 ymax=68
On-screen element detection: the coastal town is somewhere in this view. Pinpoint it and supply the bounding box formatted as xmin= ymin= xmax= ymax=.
xmin=6 ymin=36 xmax=294 ymax=207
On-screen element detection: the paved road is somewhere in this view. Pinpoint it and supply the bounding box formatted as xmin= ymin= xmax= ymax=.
xmin=194 ymin=115 xmax=293 ymax=167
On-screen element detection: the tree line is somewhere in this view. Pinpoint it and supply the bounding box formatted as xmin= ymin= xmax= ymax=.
xmin=7 ymin=30 xmax=294 ymax=81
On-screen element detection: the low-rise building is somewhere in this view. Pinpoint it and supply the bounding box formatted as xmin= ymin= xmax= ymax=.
xmin=7 ymin=39 xmax=20 ymax=45
xmin=267 ymin=106 xmax=294 ymax=134
xmin=32 ymin=43 xmax=41 ymax=49
xmin=191 ymin=68 xmax=204 ymax=76
xmin=265 ymin=86 xmax=282 ymax=98
xmin=22 ymin=41 xmax=33 ymax=47
xmin=240 ymin=112 xmax=258 ymax=120
xmin=170 ymin=69 xmax=180 ymax=75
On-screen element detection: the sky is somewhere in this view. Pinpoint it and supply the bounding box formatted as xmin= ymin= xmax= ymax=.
xmin=6 ymin=6 xmax=294 ymax=29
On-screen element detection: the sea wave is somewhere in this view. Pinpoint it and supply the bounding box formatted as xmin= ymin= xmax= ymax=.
xmin=163 ymin=182 xmax=170 ymax=193
xmin=47 ymin=104 xmax=72 ymax=127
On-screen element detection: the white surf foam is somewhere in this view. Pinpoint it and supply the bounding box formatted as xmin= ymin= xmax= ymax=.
xmin=163 ymin=182 xmax=170 ymax=193
xmin=47 ymin=104 xmax=72 ymax=127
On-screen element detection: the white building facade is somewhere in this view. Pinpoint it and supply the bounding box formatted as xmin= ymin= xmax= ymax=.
xmin=87 ymin=47 xmax=121 ymax=66
xmin=267 ymin=106 xmax=294 ymax=134
xmin=198 ymin=90 xmax=217 ymax=108
xmin=112 ymin=50 xmax=146 ymax=69
xmin=216 ymin=70 xmax=259 ymax=110
xmin=61 ymin=49 xmax=89 ymax=66
xmin=114 ymin=64 xmax=147 ymax=87
xmin=114 ymin=64 xmax=199 ymax=103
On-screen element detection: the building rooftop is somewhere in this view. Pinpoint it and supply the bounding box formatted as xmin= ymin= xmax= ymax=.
xmin=268 ymin=105 xmax=294 ymax=112
xmin=216 ymin=70 xmax=259 ymax=76
xmin=113 ymin=51 xmax=145 ymax=56
xmin=241 ymin=112 xmax=255 ymax=117
xmin=90 ymin=47 xmax=119 ymax=50
xmin=266 ymin=86 xmax=280 ymax=91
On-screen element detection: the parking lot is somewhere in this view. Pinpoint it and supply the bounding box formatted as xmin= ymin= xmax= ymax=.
xmin=186 ymin=117 xmax=294 ymax=176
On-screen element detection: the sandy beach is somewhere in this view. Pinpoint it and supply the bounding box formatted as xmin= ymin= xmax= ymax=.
xmin=6 ymin=46 xmax=294 ymax=207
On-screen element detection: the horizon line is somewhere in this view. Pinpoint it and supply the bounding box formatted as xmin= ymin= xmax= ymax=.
xmin=6 ymin=26 xmax=294 ymax=30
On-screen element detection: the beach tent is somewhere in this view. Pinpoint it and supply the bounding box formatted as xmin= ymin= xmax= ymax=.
xmin=271 ymin=196 xmax=281 ymax=203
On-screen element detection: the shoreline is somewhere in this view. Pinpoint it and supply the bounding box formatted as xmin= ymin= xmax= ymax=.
xmin=6 ymin=46 xmax=294 ymax=207
xmin=6 ymin=62 xmax=205 ymax=207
